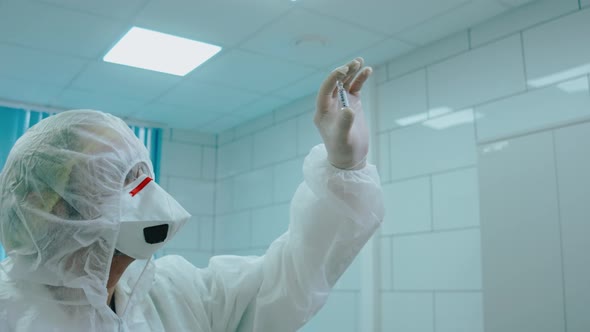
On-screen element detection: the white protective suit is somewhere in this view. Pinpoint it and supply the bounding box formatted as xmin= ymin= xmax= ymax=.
xmin=0 ymin=110 xmax=384 ymax=331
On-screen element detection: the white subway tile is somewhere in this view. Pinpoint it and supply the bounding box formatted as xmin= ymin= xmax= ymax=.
xmin=160 ymin=128 xmax=172 ymax=141
xmin=217 ymin=136 xmax=252 ymax=178
xmin=253 ymin=118 xmax=297 ymax=168
xmin=399 ymin=1 xmax=505 ymax=46
xmin=215 ymin=178 xmax=233 ymax=214
xmin=471 ymin=0 xmax=579 ymax=47
xmin=381 ymin=178 xmax=432 ymax=235
xmin=334 ymin=254 xmax=361 ymax=291
xmin=435 ymin=292 xmax=483 ymax=332
xmin=299 ymin=291 xmax=358 ymax=332
xmin=393 ymin=229 xmax=482 ymax=290
xmin=377 ymin=132 xmax=391 ymax=182
xmin=234 ymin=112 xmax=274 ymax=139
xmin=388 ymin=32 xmax=469 ymax=79
xmin=214 ymin=212 xmax=251 ymax=250
xmin=167 ymin=177 xmax=214 ymax=216
xmin=381 ymin=292 xmax=434 ymax=332
xmin=161 ymin=249 xmax=211 ymax=268
xmin=170 ymin=129 xmax=216 ymax=146
xmin=377 ymin=70 xmax=428 ymax=131
xmin=554 ymin=122 xmax=590 ymax=332
xmin=478 ymin=132 xmax=565 ymax=332
xmin=273 ymin=158 xmax=303 ymax=203
xmin=160 ymin=139 xmax=202 ymax=179
xmin=199 ymin=216 xmax=214 ymax=252
xmin=476 ymin=76 xmax=590 ymax=142
xmin=524 ymin=9 xmax=590 ymax=86
xmin=375 ymin=65 xmax=387 ymax=84
xmin=201 ymin=147 xmax=216 ymax=180
xmin=232 ymin=168 xmax=273 ymax=210
xmin=217 ymin=129 xmax=234 ymax=145
xmin=296 ymin=111 xmax=323 ymax=156
xmin=432 ymin=168 xmax=480 ymax=230
xmin=165 ymin=216 xmax=199 ymax=250
xmin=389 ymin=111 xmax=477 ymax=180
xmin=428 ymin=35 xmax=526 ymax=110
xmin=251 ymin=204 xmax=289 ymax=247
xmin=380 ymin=237 xmax=393 ymax=290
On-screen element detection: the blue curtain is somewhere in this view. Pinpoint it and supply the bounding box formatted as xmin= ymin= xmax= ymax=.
xmin=0 ymin=107 xmax=162 ymax=260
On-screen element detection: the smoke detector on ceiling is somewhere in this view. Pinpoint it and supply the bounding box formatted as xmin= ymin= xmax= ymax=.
xmin=294 ymin=34 xmax=328 ymax=48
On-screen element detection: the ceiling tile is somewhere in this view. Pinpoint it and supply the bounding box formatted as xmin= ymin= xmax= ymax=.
xmin=331 ymin=37 xmax=415 ymax=69
xmin=398 ymin=0 xmax=508 ymax=45
xmin=34 ymin=0 xmax=148 ymax=20
xmin=0 ymin=43 xmax=87 ymax=86
xmin=241 ymin=8 xmax=385 ymax=67
xmin=301 ymin=0 xmax=469 ymax=35
xmin=135 ymin=0 xmax=293 ymax=47
xmin=0 ymin=0 xmax=127 ymax=59
xmin=157 ymin=80 xmax=262 ymax=114
xmin=198 ymin=114 xmax=248 ymax=133
xmin=272 ymin=71 xmax=329 ymax=99
xmin=0 ymin=77 xmax=64 ymax=106
xmin=187 ymin=49 xmax=316 ymax=95
xmin=131 ymin=103 xmax=220 ymax=129
xmin=231 ymin=95 xmax=290 ymax=120
xmin=53 ymin=88 xmax=144 ymax=117
xmin=497 ymin=0 xmax=537 ymax=7
xmin=70 ymin=61 xmax=182 ymax=101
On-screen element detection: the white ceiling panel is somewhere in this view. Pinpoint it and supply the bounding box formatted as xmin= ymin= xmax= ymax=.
xmin=0 ymin=0 xmax=126 ymax=59
xmin=186 ymin=49 xmax=316 ymax=95
xmin=157 ymin=80 xmax=262 ymax=114
xmin=70 ymin=61 xmax=182 ymax=101
xmin=399 ymin=0 xmax=508 ymax=45
xmin=231 ymin=95 xmax=290 ymax=120
xmin=497 ymin=0 xmax=537 ymax=7
xmin=135 ymin=0 xmax=294 ymax=47
xmin=0 ymin=0 xmax=535 ymax=131
xmin=130 ymin=103 xmax=220 ymax=129
xmin=0 ymin=77 xmax=63 ymax=106
xmin=0 ymin=43 xmax=87 ymax=86
xmin=241 ymin=8 xmax=386 ymax=68
xmin=34 ymin=0 xmax=149 ymax=20
xmin=272 ymin=71 xmax=329 ymax=99
xmin=55 ymin=88 xmax=145 ymax=117
xmin=331 ymin=37 xmax=415 ymax=69
xmin=301 ymin=0 xmax=470 ymax=35
xmin=198 ymin=114 xmax=248 ymax=133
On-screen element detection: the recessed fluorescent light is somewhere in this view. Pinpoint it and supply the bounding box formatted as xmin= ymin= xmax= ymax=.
xmin=103 ymin=27 xmax=222 ymax=76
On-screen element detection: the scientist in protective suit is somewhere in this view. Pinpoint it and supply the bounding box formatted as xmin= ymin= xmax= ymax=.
xmin=0 ymin=58 xmax=384 ymax=331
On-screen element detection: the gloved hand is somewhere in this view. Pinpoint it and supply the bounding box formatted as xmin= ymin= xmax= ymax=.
xmin=315 ymin=57 xmax=372 ymax=170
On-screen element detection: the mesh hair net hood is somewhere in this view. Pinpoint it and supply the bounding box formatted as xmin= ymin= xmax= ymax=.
xmin=0 ymin=110 xmax=156 ymax=330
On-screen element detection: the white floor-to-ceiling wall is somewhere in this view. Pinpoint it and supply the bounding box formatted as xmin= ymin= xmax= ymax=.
xmin=159 ymin=1 xmax=590 ymax=331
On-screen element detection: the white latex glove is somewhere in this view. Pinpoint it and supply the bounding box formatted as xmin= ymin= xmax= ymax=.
xmin=315 ymin=57 xmax=372 ymax=170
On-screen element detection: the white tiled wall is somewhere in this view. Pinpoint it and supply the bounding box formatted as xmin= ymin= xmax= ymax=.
xmin=375 ymin=3 xmax=590 ymax=332
xmin=476 ymin=76 xmax=590 ymax=142
xmin=554 ymin=122 xmax=590 ymax=332
xmin=427 ymin=35 xmax=526 ymax=111
xmin=478 ymin=132 xmax=565 ymax=332
xmin=158 ymin=128 xmax=216 ymax=268
xmin=523 ymin=9 xmax=590 ymax=87
xmin=157 ymin=3 xmax=590 ymax=331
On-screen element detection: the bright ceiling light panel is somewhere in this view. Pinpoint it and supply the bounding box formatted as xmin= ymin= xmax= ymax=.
xmin=104 ymin=27 xmax=222 ymax=76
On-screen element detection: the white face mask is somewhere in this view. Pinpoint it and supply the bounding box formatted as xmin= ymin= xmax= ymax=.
xmin=116 ymin=175 xmax=191 ymax=260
